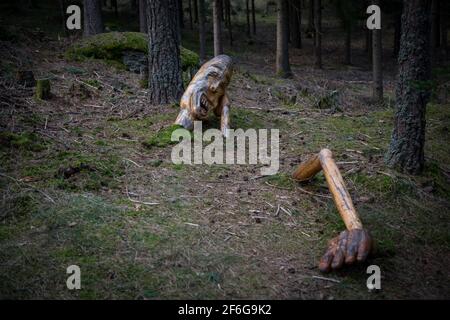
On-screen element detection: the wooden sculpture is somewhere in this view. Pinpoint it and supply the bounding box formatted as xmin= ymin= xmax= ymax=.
xmin=175 ymin=55 xmax=233 ymax=138
xmin=293 ymin=149 xmax=373 ymax=273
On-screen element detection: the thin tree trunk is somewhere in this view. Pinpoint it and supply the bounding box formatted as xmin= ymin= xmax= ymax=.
xmin=385 ymin=0 xmax=432 ymax=174
xmin=372 ymin=0 xmax=383 ymax=101
xmin=178 ymin=0 xmax=184 ymax=30
xmin=393 ymin=13 xmax=401 ymax=57
xmin=193 ymin=0 xmax=198 ymax=23
xmin=251 ymin=0 xmax=256 ymax=35
xmin=83 ymin=0 xmax=104 ymax=37
xmin=276 ymin=0 xmax=292 ymax=77
xmin=314 ymin=0 xmax=322 ymax=68
xmin=59 ymin=0 xmax=67 ymax=36
xmin=198 ymin=0 xmax=206 ymax=61
xmin=440 ymin=2 xmax=448 ymax=60
xmin=246 ymin=0 xmax=251 ymax=38
xmin=307 ymin=0 xmax=314 ymax=36
xmin=430 ymin=0 xmax=439 ymax=67
xmin=188 ymin=0 xmax=193 ymax=30
xmin=111 ymin=0 xmax=118 ymax=18
xmin=146 ymin=0 xmax=184 ymax=105
xmin=225 ymin=0 xmax=233 ymax=46
xmin=139 ymin=0 xmax=147 ymax=33
xmin=213 ymin=0 xmax=224 ymax=56
xmin=291 ymin=0 xmax=301 ymax=49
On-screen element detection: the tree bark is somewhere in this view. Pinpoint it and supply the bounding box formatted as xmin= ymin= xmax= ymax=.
xmin=178 ymin=0 xmax=184 ymax=30
xmin=225 ymin=0 xmax=233 ymax=46
xmin=83 ymin=0 xmax=104 ymax=37
xmin=246 ymin=0 xmax=251 ymax=38
xmin=139 ymin=0 xmax=147 ymax=33
xmin=430 ymin=0 xmax=439 ymax=67
xmin=146 ymin=0 xmax=184 ymax=105
xmin=372 ymin=0 xmax=383 ymax=101
xmin=276 ymin=0 xmax=292 ymax=77
xmin=111 ymin=0 xmax=118 ymax=18
xmin=307 ymin=0 xmax=314 ymax=35
xmin=439 ymin=1 xmax=448 ymax=60
xmin=188 ymin=0 xmax=194 ymax=30
xmin=385 ymin=0 xmax=432 ymax=174
xmin=213 ymin=0 xmax=224 ymax=56
xmin=193 ymin=0 xmax=198 ymax=23
xmin=198 ymin=0 xmax=206 ymax=61
xmin=291 ymin=0 xmax=302 ymax=49
xmin=393 ymin=12 xmax=401 ymax=58
xmin=251 ymin=0 xmax=256 ymax=35
xmin=314 ymin=0 xmax=322 ymax=68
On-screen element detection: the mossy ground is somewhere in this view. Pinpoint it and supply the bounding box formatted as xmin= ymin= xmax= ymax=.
xmin=1 ymin=5 xmax=450 ymax=299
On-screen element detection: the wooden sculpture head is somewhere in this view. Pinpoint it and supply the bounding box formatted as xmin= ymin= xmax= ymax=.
xmin=175 ymin=55 xmax=233 ymax=134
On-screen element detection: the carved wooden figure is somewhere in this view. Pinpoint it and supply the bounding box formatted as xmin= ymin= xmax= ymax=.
xmin=175 ymin=55 xmax=233 ymax=137
xmin=293 ymin=149 xmax=373 ymax=273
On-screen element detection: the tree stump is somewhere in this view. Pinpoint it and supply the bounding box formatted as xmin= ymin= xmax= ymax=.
xmin=35 ymin=79 xmax=51 ymax=100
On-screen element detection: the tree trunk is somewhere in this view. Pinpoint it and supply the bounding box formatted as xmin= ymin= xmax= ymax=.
xmin=146 ymin=0 xmax=184 ymax=105
xmin=198 ymin=0 xmax=206 ymax=61
xmin=366 ymin=28 xmax=372 ymax=62
xmin=393 ymin=12 xmax=401 ymax=58
xmin=139 ymin=0 xmax=147 ymax=33
xmin=385 ymin=0 xmax=432 ymax=174
xmin=251 ymin=0 xmax=256 ymax=35
xmin=225 ymin=0 xmax=233 ymax=46
xmin=290 ymin=0 xmax=302 ymax=49
xmin=246 ymin=0 xmax=251 ymax=38
xmin=307 ymin=0 xmax=314 ymax=37
xmin=314 ymin=0 xmax=322 ymax=68
xmin=193 ymin=0 xmax=198 ymax=23
xmin=372 ymin=0 xmax=383 ymax=101
xmin=83 ymin=0 xmax=104 ymax=37
xmin=188 ymin=0 xmax=194 ymax=30
xmin=439 ymin=1 xmax=448 ymax=60
xmin=430 ymin=0 xmax=439 ymax=67
xmin=178 ymin=0 xmax=184 ymax=30
xmin=59 ymin=0 xmax=67 ymax=36
xmin=111 ymin=0 xmax=118 ymax=18
xmin=276 ymin=0 xmax=292 ymax=77
xmin=213 ymin=0 xmax=224 ymax=56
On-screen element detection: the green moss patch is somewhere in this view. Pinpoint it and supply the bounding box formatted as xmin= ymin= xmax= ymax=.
xmin=65 ymin=32 xmax=199 ymax=71
xmin=0 ymin=131 xmax=46 ymax=152
xmin=143 ymin=124 xmax=187 ymax=148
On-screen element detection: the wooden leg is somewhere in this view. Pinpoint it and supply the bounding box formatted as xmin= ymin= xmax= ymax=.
xmin=293 ymin=149 xmax=372 ymax=272
xmin=318 ymin=149 xmax=363 ymax=230
xmin=292 ymin=153 xmax=322 ymax=182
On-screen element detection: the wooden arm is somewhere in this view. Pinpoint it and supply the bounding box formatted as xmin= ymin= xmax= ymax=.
xmin=293 ymin=149 xmax=363 ymax=230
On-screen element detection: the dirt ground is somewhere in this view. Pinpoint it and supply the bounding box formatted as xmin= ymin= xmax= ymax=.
xmin=1 ymin=12 xmax=450 ymax=299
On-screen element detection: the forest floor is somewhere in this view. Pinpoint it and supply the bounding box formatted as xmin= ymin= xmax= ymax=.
xmin=1 ymin=10 xmax=450 ymax=299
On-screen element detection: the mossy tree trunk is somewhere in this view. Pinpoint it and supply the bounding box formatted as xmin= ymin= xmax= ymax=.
xmin=35 ymin=79 xmax=51 ymax=100
xmin=276 ymin=0 xmax=292 ymax=78
xmin=83 ymin=0 xmax=104 ymax=37
xmin=146 ymin=0 xmax=184 ymax=105
xmin=385 ymin=0 xmax=432 ymax=174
